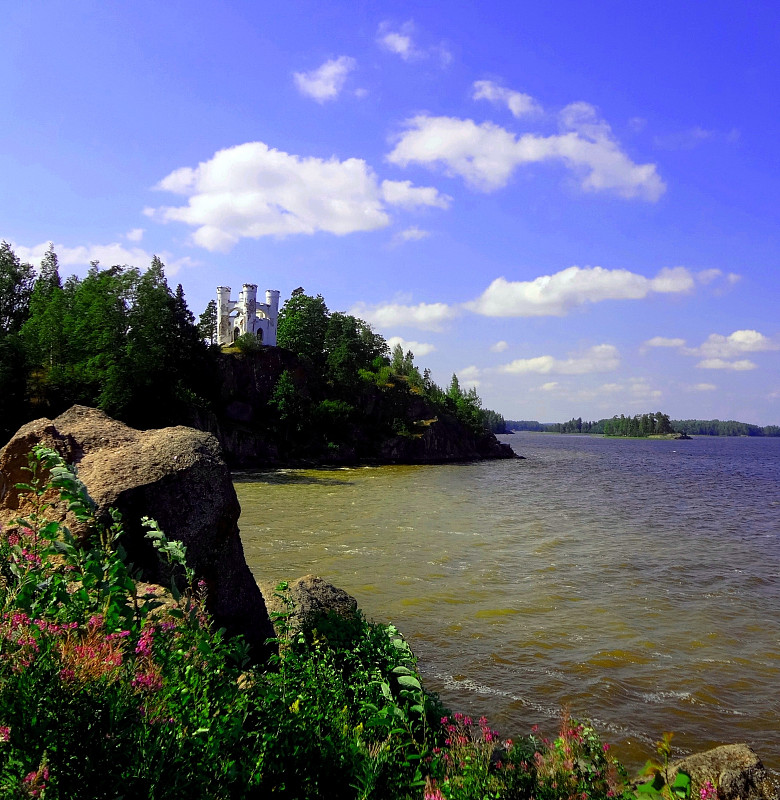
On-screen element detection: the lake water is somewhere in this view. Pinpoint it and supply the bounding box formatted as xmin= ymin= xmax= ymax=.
xmin=235 ymin=433 xmax=780 ymax=773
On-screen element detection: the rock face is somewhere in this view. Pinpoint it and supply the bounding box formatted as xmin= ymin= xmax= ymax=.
xmin=191 ymin=348 xmax=516 ymax=467
xmin=668 ymin=744 xmax=779 ymax=800
xmin=0 ymin=406 xmax=274 ymax=659
xmin=259 ymin=574 xmax=359 ymax=638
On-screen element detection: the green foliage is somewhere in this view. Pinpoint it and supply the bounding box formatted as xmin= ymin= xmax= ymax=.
xmin=671 ymin=418 xmax=780 ymax=436
xmin=197 ymin=299 xmax=218 ymax=346
xmin=8 ymin=244 xmax=216 ymax=430
xmin=233 ymin=331 xmax=263 ymax=353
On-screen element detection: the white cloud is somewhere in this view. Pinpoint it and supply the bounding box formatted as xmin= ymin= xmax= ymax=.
xmin=538 ymin=381 xmax=559 ymax=392
xmin=689 ymin=383 xmax=717 ymax=391
xmin=376 ymin=20 xmax=451 ymax=63
xmin=381 ymin=180 xmax=451 ymax=209
xmin=696 ymin=358 xmax=757 ymax=371
xmin=688 ymin=329 xmax=777 ymax=359
xmin=125 ymin=228 xmax=144 ymax=242
xmin=472 ymin=80 xmax=542 ymax=118
xmin=293 ymin=56 xmax=356 ymax=102
xmin=350 ymin=300 xmax=457 ymax=331
xmin=13 ymin=241 xmax=194 ymax=276
xmin=653 ymin=126 xmax=740 ymax=150
xmin=489 ymin=340 xmax=508 ymax=353
xmin=386 ymin=336 xmax=436 ymax=357
xmin=394 ymin=226 xmax=430 ymax=243
xmin=466 ymin=266 xmax=693 ymax=317
xmin=377 ymin=21 xmax=418 ymax=60
xmin=147 ymin=142 xmax=446 ymax=251
xmin=498 ymin=344 xmax=620 ymax=375
xmin=387 ymin=108 xmax=665 ymax=199
xmin=643 ymin=336 xmax=686 ymax=348
xmin=458 ymin=365 xmax=481 ymax=389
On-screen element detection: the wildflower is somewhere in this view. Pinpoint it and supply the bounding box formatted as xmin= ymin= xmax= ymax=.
xmin=603 ymin=743 xmax=610 ymax=753
xmin=700 ymin=780 xmax=717 ymax=800
xmin=0 ymin=726 xmax=10 ymax=742
xmin=135 ymin=626 xmax=155 ymax=657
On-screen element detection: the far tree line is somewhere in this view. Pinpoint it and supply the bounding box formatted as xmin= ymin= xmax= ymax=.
xmin=506 ymin=414 xmax=780 ymax=437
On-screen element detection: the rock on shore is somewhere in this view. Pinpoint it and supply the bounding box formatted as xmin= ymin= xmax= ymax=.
xmin=0 ymin=405 xmax=274 ymax=659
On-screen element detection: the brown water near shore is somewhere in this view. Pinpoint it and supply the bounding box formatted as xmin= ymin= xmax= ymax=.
xmin=236 ymin=433 xmax=780 ymax=774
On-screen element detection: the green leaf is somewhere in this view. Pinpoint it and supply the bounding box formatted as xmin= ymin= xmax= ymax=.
xmin=396 ymin=675 xmax=421 ymax=690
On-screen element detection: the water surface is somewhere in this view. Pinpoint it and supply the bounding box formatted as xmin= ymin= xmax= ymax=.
xmin=236 ymin=434 xmax=780 ymax=772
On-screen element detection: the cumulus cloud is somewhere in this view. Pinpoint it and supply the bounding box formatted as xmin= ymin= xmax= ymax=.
xmin=498 ymin=344 xmax=620 ymax=375
xmin=125 ymin=228 xmax=144 ymax=242
xmin=293 ymin=56 xmax=356 ymax=102
xmin=377 ymin=21 xmax=418 ymax=60
xmin=377 ymin=20 xmax=451 ymax=63
xmin=147 ymin=142 xmax=446 ymax=251
xmin=381 ymin=180 xmax=451 ymax=209
xmin=696 ymin=358 xmax=757 ymax=371
xmin=458 ymin=365 xmax=481 ymax=389
xmin=643 ymin=336 xmax=686 ymax=350
xmin=386 ymin=336 xmax=436 ymax=357
xmin=466 ymin=266 xmax=693 ymax=317
xmin=13 ymin=241 xmax=194 ymax=276
xmin=689 ymin=383 xmax=717 ymax=391
xmin=387 ymin=105 xmax=665 ymax=199
xmin=472 ymin=80 xmax=542 ymax=118
xmin=489 ymin=340 xmax=508 ymax=353
xmin=538 ymin=381 xmax=559 ymax=392
xmin=349 ymin=300 xmax=457 ymax=331
xmin=687 ymin=329 xmax=777 ymax=359
xmin=394 ymin=226 xmax=430 ymax=243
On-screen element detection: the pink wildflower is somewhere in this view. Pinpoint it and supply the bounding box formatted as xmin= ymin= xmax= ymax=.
xmin=700 ymin=780 xmax=717 ymax=800
xmin=0 ymin=726 xmax=10 ymax=742
xmin=135 ymin=626 xmax=155 ymax=657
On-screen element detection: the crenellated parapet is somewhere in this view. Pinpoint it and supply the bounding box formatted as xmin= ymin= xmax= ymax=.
xmin=216 ymin=285 xmax=280 ymax=346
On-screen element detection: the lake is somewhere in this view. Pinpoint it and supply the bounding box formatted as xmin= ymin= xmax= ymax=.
xmin=235 ymin=433 xmax=780 ymax=774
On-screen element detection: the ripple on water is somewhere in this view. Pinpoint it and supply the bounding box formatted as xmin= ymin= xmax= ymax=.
xmin=237 ymin=436 xmax=780 ymax=773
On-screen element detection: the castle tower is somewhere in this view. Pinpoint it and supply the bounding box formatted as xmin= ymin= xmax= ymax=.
xmin=216 ymin=286 xmax=234 ymax=345
xmin=265 ymin=290 xmax=280 ymax=346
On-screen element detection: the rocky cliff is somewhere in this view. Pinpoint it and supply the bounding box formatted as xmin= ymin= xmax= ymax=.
xmin=191 ymin=348 xmax=515 ymax=467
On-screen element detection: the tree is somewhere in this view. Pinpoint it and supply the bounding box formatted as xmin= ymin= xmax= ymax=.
xmin=198 ymin=299 xmax=218 ymax=346
xmin=277 ymin=290 xmax=329 ymax=375
xmin=0 ymin=241 xmax=35 ymax=334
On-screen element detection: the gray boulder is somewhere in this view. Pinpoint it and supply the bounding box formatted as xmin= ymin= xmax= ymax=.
xmin=0 ymin=405 xmax=274 ymax=659
xmin=668 ymin=744 xmax=779 ymax=800
xmin=260 ymin=574 xmax=359 ymax=638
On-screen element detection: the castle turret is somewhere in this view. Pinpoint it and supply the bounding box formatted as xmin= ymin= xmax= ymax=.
xmin=265 ymin=290 xmax=280 ymax=346
xmin=216 ymin=286 xmax=234 ymax=345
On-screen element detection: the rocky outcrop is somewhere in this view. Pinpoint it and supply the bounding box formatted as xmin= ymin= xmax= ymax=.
xmin=259 ymin=574 xmax=359 ymax=638
xmin=0 ymin=406 xmax=275 ymax=659
xmin=378 ymin=415 xmax=515 ymax=463
xmin=191 ymin=348 xmax=517 ymax=467
xmin=666 ymin=745 xmax=779 ymax=800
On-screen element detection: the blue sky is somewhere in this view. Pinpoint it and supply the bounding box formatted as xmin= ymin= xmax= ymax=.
xmin=3 ymin=1 xmax=779 ymax=424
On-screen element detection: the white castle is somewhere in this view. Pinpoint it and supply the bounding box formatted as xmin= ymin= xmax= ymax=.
xmin=216 ymin=285 xmax=280 ymax=347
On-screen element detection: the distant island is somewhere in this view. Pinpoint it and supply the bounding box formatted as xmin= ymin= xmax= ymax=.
xmin=506 ymin=413 xmax=780 ymax=438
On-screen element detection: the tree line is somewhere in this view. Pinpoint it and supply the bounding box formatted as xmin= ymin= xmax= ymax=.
xmin=0 ymin=242 xmax=504 ymax=450
xmin=506 ymin=413 xmax=779 ymax=437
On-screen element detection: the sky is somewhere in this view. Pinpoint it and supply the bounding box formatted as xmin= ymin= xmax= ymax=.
xmin=3 ymin=1 xmax=779 ymax=425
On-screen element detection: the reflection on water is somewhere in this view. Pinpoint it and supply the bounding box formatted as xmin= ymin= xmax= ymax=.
xmin=236 ymin=434 xmax=780 ymax=773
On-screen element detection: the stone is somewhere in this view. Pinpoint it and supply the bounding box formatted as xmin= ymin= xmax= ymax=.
xmin=259 ymin=574 xmax=359 ymax=638
xmin=668 ymin=744 xmax=779 ymax=800
xmin=0 ymin=405 xmax=275 ymax=659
